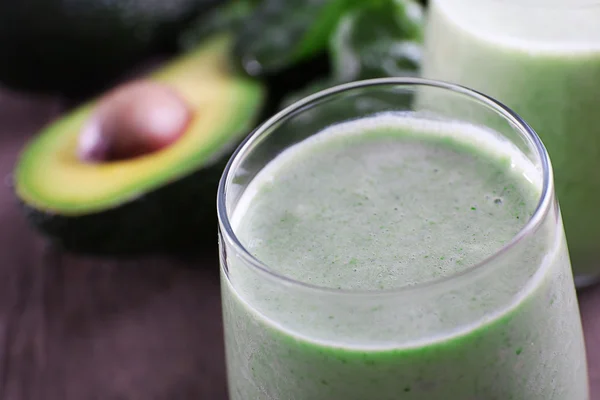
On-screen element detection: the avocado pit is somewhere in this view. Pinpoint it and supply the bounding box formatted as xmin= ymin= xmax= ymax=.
xmin=78 ymin=80 xmax=193 ymax=162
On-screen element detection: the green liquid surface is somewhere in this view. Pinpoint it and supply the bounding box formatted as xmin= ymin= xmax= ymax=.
xmin=222 ymin=114 xmax=588 ymax=399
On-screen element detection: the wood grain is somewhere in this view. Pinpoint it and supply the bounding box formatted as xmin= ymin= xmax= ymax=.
xmin=0 ymin=86 xmax=597 ymax=399
xmin=0 ymin=88 xmax=227 ymax=400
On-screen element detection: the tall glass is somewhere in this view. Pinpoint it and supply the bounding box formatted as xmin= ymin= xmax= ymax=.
xmin=421 ymin=0 xmax=600 ymax=287
xmin=217 ymin=78 xmax=589 ymax=399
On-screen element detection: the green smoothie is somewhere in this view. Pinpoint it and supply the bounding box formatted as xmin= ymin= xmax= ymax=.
xmin=421 ymin=0 xmax=600 ymax=282
xmin=221 ymin=114 xmax=588 ymax=399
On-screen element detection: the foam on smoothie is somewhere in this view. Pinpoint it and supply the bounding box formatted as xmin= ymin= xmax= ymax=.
xmin=232 ymin=113 xmax=541 ymax=291
xmin=434 ymin=0 xmax=600 ymax=54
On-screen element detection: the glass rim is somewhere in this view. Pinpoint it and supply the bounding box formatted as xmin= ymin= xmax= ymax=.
xmin=216 ymin=77 xmax=554 ymax=296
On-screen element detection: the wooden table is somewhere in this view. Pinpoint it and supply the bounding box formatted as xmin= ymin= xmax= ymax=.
xmin=0 ymin=87 xmax=598 ymax=399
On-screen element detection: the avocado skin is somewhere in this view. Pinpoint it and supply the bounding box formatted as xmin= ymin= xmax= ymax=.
xmin=0 ymin=0 xmax=222 ymax=95
xmin=22 ymin=160 xmax=225 ymax=256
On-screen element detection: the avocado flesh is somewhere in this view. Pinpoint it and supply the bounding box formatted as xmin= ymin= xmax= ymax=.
xmin=15 ymin=34 xmax=265 ymax=255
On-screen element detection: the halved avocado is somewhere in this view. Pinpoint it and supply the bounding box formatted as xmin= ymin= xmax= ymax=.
xmin=14 ymin=34 xmax=265 ymax=256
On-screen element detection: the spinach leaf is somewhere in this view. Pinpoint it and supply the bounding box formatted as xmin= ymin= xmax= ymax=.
xmin=233 ymin=0 xmax=358 ymax=76
xmin=330 ymin=0 xmax=425 ymax=81
xmin=277 ymin=0 xmax=425 ymax=131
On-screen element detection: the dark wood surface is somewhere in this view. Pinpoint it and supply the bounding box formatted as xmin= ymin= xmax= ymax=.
xmin=0 ymin=86 xmax=598 ymax=399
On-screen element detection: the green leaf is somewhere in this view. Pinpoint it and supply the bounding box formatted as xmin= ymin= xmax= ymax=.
xmin=330 ymin=0 xmax=425 ymax=81
xmin=233 ymin=0 xmax=358 ymax=76
xmin=278 ymin=0 xmax=425 ymax=113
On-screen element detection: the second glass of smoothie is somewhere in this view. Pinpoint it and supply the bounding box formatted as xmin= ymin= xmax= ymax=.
xmin=217 ymin=78 xmax=589 ymax=399
xmin=421 ymin=0 xmax=600 ymax=287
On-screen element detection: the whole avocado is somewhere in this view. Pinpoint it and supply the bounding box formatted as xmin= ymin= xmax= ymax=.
xmin=0 ymin=0 xmax=221 ymax=94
